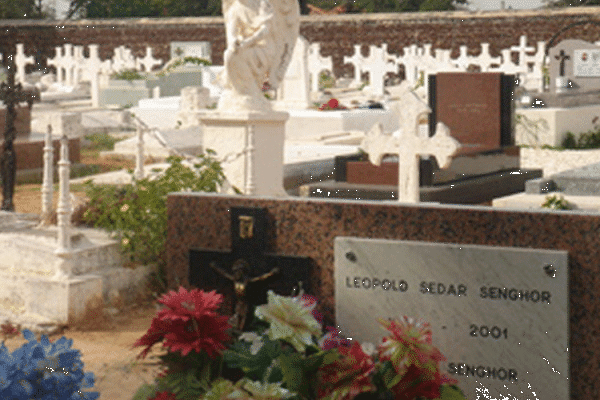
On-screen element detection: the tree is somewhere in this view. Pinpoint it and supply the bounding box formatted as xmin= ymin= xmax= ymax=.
xmin=0 ymin=0 xmax=46 ymax=19
xmin=543 ymin=0 xmax=600 ymax=7
xmin=68 ymin=0 xmax=222 ymax=18
xmin=306 ymin=0 xmax=468 ymax=13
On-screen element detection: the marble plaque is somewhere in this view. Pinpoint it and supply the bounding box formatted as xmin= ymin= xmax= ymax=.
xmin=170 ymin=41 xmax=211 ymax=62
xmin=574 ymin=49 xmax=600 ymax=77
xmin=335 ymin=238 xmax=569 ymax=400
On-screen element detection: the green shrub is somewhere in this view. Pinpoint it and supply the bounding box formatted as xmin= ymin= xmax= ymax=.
xmin=542 ymin=195 xmax=572 ymax=210
xmin=112 ymin=69 xmax=145 ymax=81
xmin=157 ymin=56 xmax=212 ymax=77
xmin=81 ymin=153 xmax=226 ymax=290
xmin=318 ymin=71 xmax=335 ymax=90
xmin=562 ymin=128 xmax=600 ymax=149
xmin=84 ymin=133 xmax=119 ymax=151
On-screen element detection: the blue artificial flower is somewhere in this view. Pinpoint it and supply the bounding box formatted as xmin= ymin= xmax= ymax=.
xmin=0 ymin=329 xmax=99 ymax=400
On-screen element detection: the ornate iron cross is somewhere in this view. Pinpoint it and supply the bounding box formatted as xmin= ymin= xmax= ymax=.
xmin=555 ymin=50 xmax=570 ymax=77
xmin=0 ymin=54 xmax=39 ymax=211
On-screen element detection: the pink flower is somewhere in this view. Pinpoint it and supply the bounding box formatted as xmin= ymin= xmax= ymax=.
xmin=133 ymin=287 xmax=231 ymax=358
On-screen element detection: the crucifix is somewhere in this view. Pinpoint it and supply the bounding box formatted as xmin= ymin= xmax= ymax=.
xmin=189 ymin=207 xmax=312 ymax=331
xmin=0 ymin=53 xmax=38 ymax=211
xmin=361 ymin=82 xmax=460 ymax=203
xmin=555 ymin=50 xmax=570 ymax=77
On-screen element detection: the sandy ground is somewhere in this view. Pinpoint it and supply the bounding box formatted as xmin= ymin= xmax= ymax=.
xmin=2 ymin=302 xmax=165 ymax=400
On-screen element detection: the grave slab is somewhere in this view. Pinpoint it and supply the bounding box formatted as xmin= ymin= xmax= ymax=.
xmin=335 ymin=237 xmax=568 ymax=400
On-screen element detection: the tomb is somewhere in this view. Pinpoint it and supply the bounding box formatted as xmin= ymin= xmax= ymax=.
xmin=302 ymin=74 xmax=542 ymax=204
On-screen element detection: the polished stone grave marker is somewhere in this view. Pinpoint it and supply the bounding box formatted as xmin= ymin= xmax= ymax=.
xmin=335 ymin=237 xmax=568 ymax=400
xmin=429 ymin=72 xmax=514 ymax=149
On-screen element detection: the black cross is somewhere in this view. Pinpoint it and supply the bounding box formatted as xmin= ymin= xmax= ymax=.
xmin=189 ymin=207 xmax=313 ymax=331
xmin=0 ymin=54 xmax=36 ymax=211
xmin=555 ymin=50 xmax=570 ymax=77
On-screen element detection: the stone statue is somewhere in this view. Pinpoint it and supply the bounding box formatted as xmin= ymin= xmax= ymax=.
xmin=218 ymin=0 xmax=300 ymax=111
xmin=209 ymin=259 xmax=280 ymax=330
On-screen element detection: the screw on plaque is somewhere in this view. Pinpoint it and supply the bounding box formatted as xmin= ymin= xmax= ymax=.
xmin=543 ymin=264 xmax=556 ymax=278
xmin=345 ymin=252 xmax=357 ymax=262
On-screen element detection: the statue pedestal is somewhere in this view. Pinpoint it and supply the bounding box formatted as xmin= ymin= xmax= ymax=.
xmin=200 ymin=110 xmax=288 ymax=196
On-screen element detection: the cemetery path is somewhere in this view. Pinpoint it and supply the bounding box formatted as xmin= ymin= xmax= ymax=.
xmin=3 ymin=301 xmax=164 ymax=400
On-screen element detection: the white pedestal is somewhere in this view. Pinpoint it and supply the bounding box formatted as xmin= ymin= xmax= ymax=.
xmin=200 ymin=110 xmax=288 ymax=196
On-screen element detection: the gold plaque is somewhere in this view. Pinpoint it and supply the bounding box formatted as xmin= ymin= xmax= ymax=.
xmin=239 ymin=215 xmax=254 ymax=239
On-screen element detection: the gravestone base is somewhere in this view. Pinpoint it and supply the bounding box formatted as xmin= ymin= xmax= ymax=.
xmin=200 ymin=110 xmax=288 ymax=196
xmin=0 ymin=223 xmax=155 ymax=333
xmin=300 ymin=168 xmax=542 ymax=204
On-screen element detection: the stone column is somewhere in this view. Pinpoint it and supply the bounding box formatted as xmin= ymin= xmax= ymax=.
xmin=41 ymin=125 xmax=54 ymax=225
xmin=134 ymin=121 xmax=145 ymax=180
xmin=56 ymin=134 xmax=72 ymax=255
xmin=200 ymin=110 xmax=288 ymax=196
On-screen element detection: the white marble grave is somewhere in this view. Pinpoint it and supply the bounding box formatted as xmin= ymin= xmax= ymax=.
xmin=334 ymin=237 xmax=569 ymax=400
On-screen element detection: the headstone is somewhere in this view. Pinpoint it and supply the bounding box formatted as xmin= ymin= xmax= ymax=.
xmin=178 ymin=86 xmax=210 ymax=127
xmin=136 ymin=47 xmax=163 ymax=72
xmin=549 ymin=39 xmax=600 ymax=94
xmin=170 ymin=41 xmax=211 ymax=62
xmin=343 ymin=45 xmax=366 ymax=87
xmin=275 ymin=36 xmax=310 ymax=110
xmin=428 ymin=72 xmax=514 ymax=149
xmin=361 ymin=82 xmax=459 ymax=203
xmin=362 ymin=43 xmax=397 ymax=96
xmin=15 ymin=44 xmax=34 ymax=85
xmin=335 ymin=237 xmax=569 ymax=400
xmin=308 ymin=42 xmax=333 ymax=93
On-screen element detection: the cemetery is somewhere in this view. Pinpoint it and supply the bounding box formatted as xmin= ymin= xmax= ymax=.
xmin=3 ymin=3 xmax=600 ymax=400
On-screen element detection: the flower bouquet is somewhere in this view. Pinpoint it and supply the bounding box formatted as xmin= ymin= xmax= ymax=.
xmin=318 ymin=98 xmax=348 ymax=111
xmin=132 ymin=287 xmax=467 ymax=400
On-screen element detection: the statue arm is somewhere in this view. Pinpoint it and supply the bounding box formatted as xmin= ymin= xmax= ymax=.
xmin=250 ymin=266 xmax=280 ymax=282
xmin=209 ymin=262 xmax=235 ymax=281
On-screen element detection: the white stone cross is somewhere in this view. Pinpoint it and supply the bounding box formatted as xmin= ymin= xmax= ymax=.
xmin=344 ymin=45 xmax=367 ymax=87
xmin=85 ymin=45 xmax=104 ymax=107
xmin=62 ymin=44 xmax=75 ymax=87
xmin=510 ymin=35 xmax=535 ymax=68
xmin=454 ymin=45 xmax=472 ymax=70
xmin=47 ymin=46 xmax=65 ymax=84
xmin=361 ymin=83 xmax=459 ymax=203
xmin=111 ymin=46 xmax=136 ymax=73
xmin=15 ymin=44 xmax=35 ymax=85
xmin=136 ymin=47 xmax=163 ymax=72
xmin=363 ymin=43 xmax=397 ymax=96
xmin=476 ymin=43 xmax=501 ymax=72
xmin=308 ymin=42 xmax=333 ymax=93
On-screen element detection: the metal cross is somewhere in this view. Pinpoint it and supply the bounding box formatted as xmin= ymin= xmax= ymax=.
xmin=555 ymin=50 xmax=570 ymax=77
xmin=0 ymin=54 xmax=38 ymax=211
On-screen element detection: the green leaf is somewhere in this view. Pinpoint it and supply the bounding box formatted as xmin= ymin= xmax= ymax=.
xmin=438 ymin=384 xmax=468 ymax=400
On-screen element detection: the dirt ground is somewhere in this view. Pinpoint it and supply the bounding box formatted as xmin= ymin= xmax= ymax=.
xmin=6 ymin=155 xmax=167 ymax=400
xmin=3 ymin=302 xmax=165 ymax=400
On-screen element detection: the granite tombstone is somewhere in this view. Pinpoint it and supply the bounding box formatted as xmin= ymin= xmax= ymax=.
xmin=428 ymin=72 xmax=514 ymax=149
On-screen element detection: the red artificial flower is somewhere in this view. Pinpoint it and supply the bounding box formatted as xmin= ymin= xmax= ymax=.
xmin=378 ymin=317 xmax=445 ymax=377
xmin=391 ymin=365 xmax=444 ymax=400
xmin=317 ymin=341 xmax=376 ymax=400
xmin=134 ymin=287 xmax=231 ymax=358
xmin=149 ymin=391 xmax=178 ymax=400
xmin=319 ymin=326 xmax=352 ymax=351
xmin=300 ymin=294 xmax=323 ymax=324
xmin=327 ymin=98 xmax=339 ymax=109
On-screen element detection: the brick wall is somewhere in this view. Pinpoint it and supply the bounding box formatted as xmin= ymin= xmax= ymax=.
xmin=4 ymin=7 xmax=600 ymax=76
